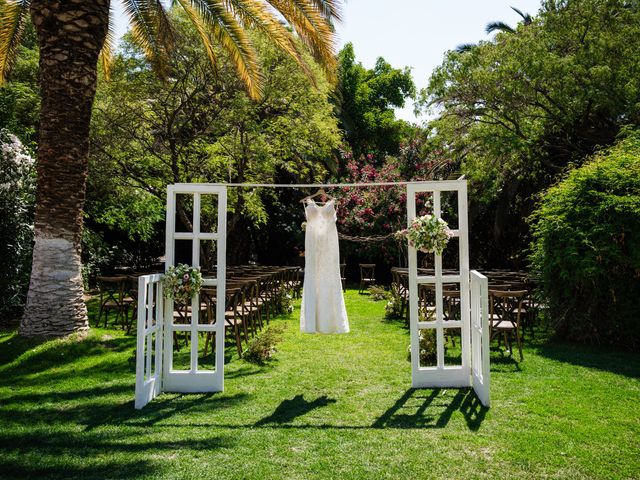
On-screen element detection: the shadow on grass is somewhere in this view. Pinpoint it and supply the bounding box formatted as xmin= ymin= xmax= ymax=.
xmin=0 ymin=390 xmax=244 ymax=478
xmin=0 ymin=332 xmax=49 ymax=365
xmin=372 ymin=388 xmax=487 ymax=431
xmin=489 ymin=349 xmax=522 ymax=373
xmin=0 ymin=458 xmax=157 ymax=480
xmin=535 ymin=340 xmax=640 ymax=378
xmin=0 ymin=385 xmax=250 ymax=431
xmin=254 ymin=394 xmax=337 ymax=426
xmin=0 ymin=332 xmax=137 ymax=382
xmin=226 ymin=363 xmax=276 ymax=379
xmin=382 ymin=316 xmax=410 ymax=331
xmin=152 ymin=388 xmax=486 ymax=432
xmin=0 ymin=423 xmax=233 ymax=479
xmin=0 ymin=429 xmax=231 ymax=454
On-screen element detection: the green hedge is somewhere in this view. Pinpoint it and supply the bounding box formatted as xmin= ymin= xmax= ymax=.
xmin=529 ymin=130 xmax=640 ymax=349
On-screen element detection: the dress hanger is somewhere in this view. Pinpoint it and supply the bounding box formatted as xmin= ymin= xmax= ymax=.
xmin=300 ymin=187 xmax=334 ymax=205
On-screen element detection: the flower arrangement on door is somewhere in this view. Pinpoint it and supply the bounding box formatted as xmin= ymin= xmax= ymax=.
xmin=162 ymin=264 xmax=203 ymax=304
xmin=396 ymin=214 xmax=454 ymax=254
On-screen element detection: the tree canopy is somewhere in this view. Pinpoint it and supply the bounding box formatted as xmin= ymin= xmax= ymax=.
xmin=0 ymin=22 xmax=38 ymax=148
xmin=89 ymin=14 xmax=341 ymax=264
xmin=335 ymin=43 xmax=415 ymax=160
xmin=421 ymin=0 xmax=640 ymax=264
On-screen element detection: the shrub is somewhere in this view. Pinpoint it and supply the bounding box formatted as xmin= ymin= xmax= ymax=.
xmin=243 ymin=324 xmax=286 ymax=365
xmin=0 ymin=130 xmax=35 ymax=319
xmin=275 ymin=288 xmax=294 ymax=314
xmin=384 ymin=290 xmax=404 ymax=319
xmin=529 ymin=130 xmax=640 ymax=348
xmin=368 ymin=285 xmax=388 ymax=301
xmin=407 ymin=329 xmax=438 ymax=365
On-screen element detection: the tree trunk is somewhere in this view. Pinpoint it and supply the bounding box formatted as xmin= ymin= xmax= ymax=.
xmin=20 ymin=0 xmax=109 ymax=337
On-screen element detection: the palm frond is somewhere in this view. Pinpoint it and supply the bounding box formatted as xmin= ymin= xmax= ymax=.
xmin=267 ymin=0 xmax=338 ymax=80
xmin=307 ymin=0 xmax=342 ymax=23
xmin=99 ymin=7 xmax=117 ymax=80
xmin=455 ymin=43 xmax=476 ymax=54
xmin=121 ymin=0 xmax=175 ymax=78
xmin=226 ymin=0 xmax=316 ymax=82
xmin=175 ymin=0 xmax=219 ymax=72
xmin=186 ymin=0 xmax=262 ymax=99
xmin=152 ymin=0 xmax=175 ymax=46
xmin=485 ymin=21 xmax=515 ymax=34
xmin=510 ymin=6 xmax=532 ymax=24
xmin=0 ymin=0 xmax=30 ymax=85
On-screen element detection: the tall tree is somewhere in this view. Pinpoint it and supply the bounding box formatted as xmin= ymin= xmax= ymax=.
xmin=422 ymin=0 xmax=640 ymax=266
xmin=334 ymin=43 xmax=415 ymax=160
xmin=89 ymin=20 xmax=340 ymax=265
xmin=0 ymin=0 xmax=342 ymax=337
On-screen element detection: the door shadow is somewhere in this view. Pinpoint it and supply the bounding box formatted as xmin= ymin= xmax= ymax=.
xmin=254 ymin=394 xmax=337 ymax=426
xmin=372 ymin=388 xmax=487 ymax=431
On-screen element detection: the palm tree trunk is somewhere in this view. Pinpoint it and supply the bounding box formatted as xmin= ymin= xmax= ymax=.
xmin=20 ymin=0 xmax=110 ymax=337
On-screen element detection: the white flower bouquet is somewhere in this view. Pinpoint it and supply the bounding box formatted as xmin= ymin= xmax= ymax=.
xmin=162 ymin=264 xmax=203 ymax=304
xmin=396 ymin=214 xmax=454 ymax=255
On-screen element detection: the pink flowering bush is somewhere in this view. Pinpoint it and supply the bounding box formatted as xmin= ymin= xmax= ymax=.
xmin=333 ymin=143 xmax=446 ymax=263
xmin=0 ymin=130 xmax=35 ymax=316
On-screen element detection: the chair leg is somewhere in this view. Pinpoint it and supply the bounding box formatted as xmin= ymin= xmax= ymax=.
xmin=97 ymin=303 xmax=104 ymax=327
xmin=233 ymin=323 xmax=243 ymax=357
xmin=240 ymin=313 xmax=249 ymax=343
xmin=115 ymin=303 xmax=121 ymax=329
xmin=121 ymin=305 xmax=129 ymax=332
xmin=515 ymin=327 xmax=524 ymax=361
xmin=204 ymin=331 xmax=216 ymax=358
xmin=203 ymin=332 xmax=210 ymax=357
xmin=127 ymin=303 xmax=137 ymax=335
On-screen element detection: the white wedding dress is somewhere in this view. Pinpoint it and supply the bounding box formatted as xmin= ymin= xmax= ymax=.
xmin=300 ymin=199 xmax=349 ymax=334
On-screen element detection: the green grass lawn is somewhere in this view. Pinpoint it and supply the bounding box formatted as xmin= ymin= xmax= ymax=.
xmin=1 ymin=290 xmax=639 ymax=479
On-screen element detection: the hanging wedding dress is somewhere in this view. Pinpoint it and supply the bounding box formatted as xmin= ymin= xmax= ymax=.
xmin=300 ymin=199 xmax=349 ymax=334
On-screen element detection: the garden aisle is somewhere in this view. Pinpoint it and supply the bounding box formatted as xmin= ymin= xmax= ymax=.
xmin=0 ymin=290 xmax=638 ymax=479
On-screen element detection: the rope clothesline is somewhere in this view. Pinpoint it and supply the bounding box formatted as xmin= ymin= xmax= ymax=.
xmin=173 ymin=178 xmax=465 ymax=189
xmin=338 ymin=232 xmax=399 ymax=243
xmin=212 ymin=182 xmax=409 ymax=188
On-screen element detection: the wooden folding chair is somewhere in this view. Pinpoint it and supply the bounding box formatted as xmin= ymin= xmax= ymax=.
xmin=489 ymin=289 xmax=527 ymax=361
xmin=359 ymin=264 xmax=376 ymax=294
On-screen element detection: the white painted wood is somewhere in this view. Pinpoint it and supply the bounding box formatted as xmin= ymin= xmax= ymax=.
xmin=407 ymin=181 xmax=472 ymax=389
xmin=458 ymin=182 xmax=471 ymax=378
xmin=215 ymin=189 xmax=227 ymax=392
xmin=434 ymin=190 xmax=445 ymax=369
xmin=173 ymin=232 xmax=218 ymax=241
xmin=135 ymin=273 xmax=163 ymax=409
xmin=136 ymin=180 xmax=486 ymax=408
xmin=417 ymin=275 xmax=461 ymax=284
xmin=407 ymin=184 xmax=420 ymax=382
xmin=161 ymin=185 xmax=227 ymax=394
xmin=471 ymin=270 xmax=490 ymax=407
